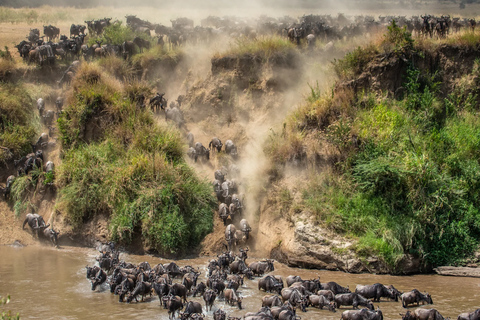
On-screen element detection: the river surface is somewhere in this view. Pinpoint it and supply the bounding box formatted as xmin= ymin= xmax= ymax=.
xmin=1 ymin=245 xmax=479 ymax=319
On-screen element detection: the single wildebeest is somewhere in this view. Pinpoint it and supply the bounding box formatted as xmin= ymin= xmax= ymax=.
xmin=334 ymin=293 xmax=374 ymax=310
xmin=186 ymin=132 xmax=194 ymax=148
xmin=218 ymin=203 xmax=229 ymax=225
xmin=286 ymin=275 xmax=303 ymax=287
xmin=203 ymin=288 xmax=216 ymax=311
xmin=41 ymin=227 xmax=59 ymax=247
xmin=169 ymin=283 xmax=188 ymax=303
xmin=322 ymin=281 xmax=351 ymax=295
xmin=192 ymin=281 xmax=206 ymax=297
xmin=224 ymin=139 xmax=238 ymax=158
xmin=4 ymin=175 xmax=15 ymax=200
xmin=342 ymin=308 xmax=383 ymax=320
xmin=259 ymin=275 xmax=284 ymax=294
xmin=240 ymin=219 xmax=252 ymax=240
xmin=308 ymin=294 xmax=336 ymax=312
xmin=281 ymin=288 xmax=308 ymax=312
xmin=262 ymin=294 xmax=283 ymax=307
xmin=225 ymin=224 xmax=237 ymax=251
xmin=127 ymin=281 xmax=152 ymax=303
xmin=209 ymin=137 xmax=223 ymax=153
xmin=163 ymin=295 xmax=184 ymax=320
xmin=37 ymin=98 xmax=45 ymax=117
xmin=133 ymin=36 xmax=150 ymax=52
xmin=194 ymin=142 xmax=210 ymax=162
xmin=214 ymin=169 xmax=225 ymax=182
xmin=249 ymin=259 xmax=275 ymax=276
xmin=317 ymin=289 xmax=336 ymax=302
xmin=91 ymin=268 xmax=107 ymax=291
xmin=150 ymin=92 xmax=167 ymax=112
xmin=457 ymin=308 xmax=480 ymax=320
xmin=224 ymin=288 xmax=242 ymax=309
xmin=355 ymin=283 xmax=397 ymax=302
xmin=22 ymin=213 xmax=49 ymax=236
xmin=43 ymin=110 xmax=55 ymax=126
xmin=165 ymin=106 xmax=185 ymax=128
xmin=401 ymin=308 xmax=448 ymax=320
xmin=401 ymin=289 xmax=433 ymax=308
xmin=213 ymin=308 xmax=226 ymax=320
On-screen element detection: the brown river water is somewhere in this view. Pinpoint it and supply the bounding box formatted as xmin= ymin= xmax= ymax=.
xmin=1 ymin=245 xmax=479 ymax=319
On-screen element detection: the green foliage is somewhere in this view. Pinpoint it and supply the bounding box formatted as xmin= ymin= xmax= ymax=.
xmin=1 ymin=295 xmax=20 ymax=320
xmin=333 ymin=44 xmax=379 ymax=79
xmin=56 ymin=62 xmax=215 ymax=255
xmin=383 ymin=19 xmax=414 ymax=53
xmin=0 ymin=82 xmax=37 ymax=163
xmin=293 ymin=61 xmax=480 ymax=269
xmin=88 ymin=21 xmax=137 ymax=46
xmin=216 ymin=35 xmax=295 ymax=60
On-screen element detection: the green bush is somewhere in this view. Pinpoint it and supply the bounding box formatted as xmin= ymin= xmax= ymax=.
xmin=56 ymin=61 xmax=215 ymax=255
xmin=0 ymin=82 xmax=37 ymax=163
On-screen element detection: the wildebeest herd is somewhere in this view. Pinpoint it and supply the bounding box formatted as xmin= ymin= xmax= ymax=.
xmin=83 ymin=241 xmax=480 ymax=320
xmin=13 ymin=13 xmax=478 ymax=67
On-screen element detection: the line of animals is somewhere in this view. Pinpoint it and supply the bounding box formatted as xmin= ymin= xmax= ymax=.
xmin=22 ymin=212 xmax=59 ymax=247
xmin=85 ymin=242 xmax=480 ymax=320
xmin=14 ymin=13 xmax=478 ymax=66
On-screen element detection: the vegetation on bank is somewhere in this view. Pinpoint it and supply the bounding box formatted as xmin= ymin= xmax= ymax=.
xmin=0 ymin=80 xmax=37 ymax=164
xmin=55 ymin=62 xmax=216 ymax=254
xmin=266 ymin=22 xmax=480 ymax=270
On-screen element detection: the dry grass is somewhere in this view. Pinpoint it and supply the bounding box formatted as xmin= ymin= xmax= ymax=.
xmin=214 ymin=35 xmax=295 ymax=60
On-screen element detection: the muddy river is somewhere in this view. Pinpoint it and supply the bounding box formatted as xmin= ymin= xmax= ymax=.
xmin=1 ymin=245 xmax=479 ymax=319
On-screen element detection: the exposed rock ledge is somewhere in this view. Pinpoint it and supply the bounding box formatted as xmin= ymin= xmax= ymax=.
xmin=271 ymin=218 xmax=423 ymax=275
xmin=434 ymin=266 xmax=480 ymax=278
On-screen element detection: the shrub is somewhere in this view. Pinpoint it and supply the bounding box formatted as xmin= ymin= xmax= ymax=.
xmin=333 ymin=44 xmax=379 ymax=79
xmin=0 ymin=82 xmax=37 ymax=162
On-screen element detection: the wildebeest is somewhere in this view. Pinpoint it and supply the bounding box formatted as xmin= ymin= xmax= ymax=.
xmin=457 ymin=308 xmax=480 ymax=320
xmin=3 ymin=175 xmax=15 ymax=200
xmin=70 ymin=24 xmax=87 ymax=37
xmin=22 ymin=213 xmax=49 ymax=236
xmin=194 ymin=142 xmax=210 ymax=162
xmin=281 ymin=288 xmax=308 ymax=312
xmin=334 ymin=293 xmax=374 ymax=310
xmin=165 ymin=106 xmax=185 ymax=128
xmin=91 ymin=268 xmax=107 ymax=291
xmin=249 ymin=259 xmax=275 ymax=276
xmin=186 ymin=132 xmax=195 ymax=148
xmin=317 ymin=289 xmax=336 ymax=301
xmin=259 ymin=275 xmax=284 ymax=294
xmin=163 ymin=295 xmax=184 ymax=319
xmin=203 ymin=288 xmax=216 ymax=311
xmin=213 ymin=308 xmax=226 ymax=320
xmin=322 ymin=281 xmax=350 ymax=295
xmin=239 ymin=219 xmax=252 ymax=240
xmin=224 ymin=140 xmax=238 ymax=158
xmin=342 ymin=307 xmax=383 ymax=320
xmin=169 ymin=283 xmax=188 ymax=303
xmin=127 ymin=281 xmax=152 ymax=303
xmin=219 ymin=203 xmax=229 ymax=225
xmin=224 ymin=288 xmax=242 ymax=309
xmin=355 ymin=283 xmax=397 ymax=302
xmin=308 ymin=294 xmax=336 ymax=312
xmin=209 ymin=137 xmax=223 ymax=153
xmin=214 ymin=169 xmax=225 ymax=182
xmin=262 ymin=294 xmax=283 ymax=307
xmin=37 ymin=98 xmax=45 ymax=116
xmin=181 ymin=301 xmax=203 ymax=319
xmin=40 ymin=227 xmax=59 ymax=247
xmin=225 ymin=224 xmax=237 ymax=251
xmin=402 ymin=308 xmax=448 ymax=320
xmin=133 ymin=36 xmax=151 ymax=52
xmin=400 ymin=289 xmax=433 ymax=308
xmin=43 ymin=25 xmax=60 ymax=42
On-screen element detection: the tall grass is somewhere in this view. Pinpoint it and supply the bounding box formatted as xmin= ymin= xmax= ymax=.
xmin=215 ymin=35 xmax=295 ymax=60
xmin=0 ymin=82 xmax=37 ymax=163
xmin=56 ymin=61 xmax=216 ymax=255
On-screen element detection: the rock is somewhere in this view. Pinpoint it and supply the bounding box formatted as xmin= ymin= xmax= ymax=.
xmin=434 ymin=266 xmax=480 ymax=278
